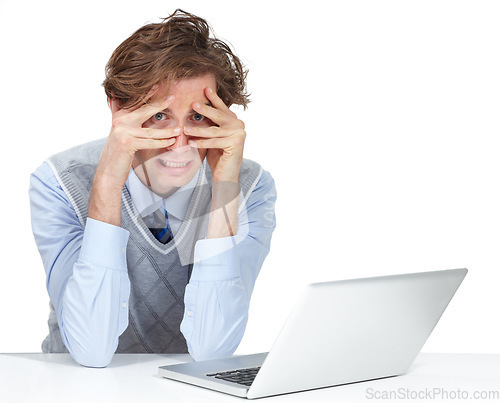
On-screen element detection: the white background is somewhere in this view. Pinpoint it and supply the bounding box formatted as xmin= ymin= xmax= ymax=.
xmin=0 ymin=0 xmax=499 ymax=355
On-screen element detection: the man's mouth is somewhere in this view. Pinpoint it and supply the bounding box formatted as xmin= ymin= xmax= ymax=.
xmin=158 ymin=159 xmax=191 ymax=168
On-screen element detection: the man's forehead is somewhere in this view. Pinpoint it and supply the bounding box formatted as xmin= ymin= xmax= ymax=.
xmin=160 ymin=100 xmax=212 ymax=113
xmin=157 ymin=74 xmax=216 ymax=93
xmin=146 ymin=75 xmax=215 ymax=111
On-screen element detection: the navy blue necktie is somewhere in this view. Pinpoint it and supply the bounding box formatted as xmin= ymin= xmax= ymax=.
xmin=144 ymin=207 xmax=174 ymax=244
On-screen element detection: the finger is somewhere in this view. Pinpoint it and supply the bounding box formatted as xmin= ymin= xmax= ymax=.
xmin=184 ymin=126 xmax=244 ymax=138
xmin=113 ymin=125 xmax=178 ymax=142
xmin=132 ymin=137 xmax=176 ymax=151
xmin=130 ymin=126 xmax=179 ymax=140
xmin=134 ymin=94 xmax=176 ymax=125
xmin=188 ymin=136 xmax=242 ymax=150
xmin=205 ymin=87 xmax=230 ymax=110
xmin=146 ymin=83 xmax=160 ymax=100
xmin=113 ymin=95 xmax=175 ymax=126
xmin=192 ymin=101 xmax=228 ymax=126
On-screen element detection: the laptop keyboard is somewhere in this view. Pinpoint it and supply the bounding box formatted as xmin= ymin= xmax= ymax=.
xmin=206 ymin=367 xmax=261 ymax=387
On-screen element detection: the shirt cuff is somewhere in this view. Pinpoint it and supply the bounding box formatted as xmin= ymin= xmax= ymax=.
xmin=190 ymin=237 xmax=240 ymax=282
xmin=79 ymin=218 xmax=130 ymax=271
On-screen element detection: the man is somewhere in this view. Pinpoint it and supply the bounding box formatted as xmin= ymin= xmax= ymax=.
xmin=29 ymin=9 xmax=276 ymax=368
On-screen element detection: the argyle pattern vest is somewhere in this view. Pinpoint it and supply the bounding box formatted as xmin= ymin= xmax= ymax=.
xmin=43 ymin=138 xmax=262 ymax=354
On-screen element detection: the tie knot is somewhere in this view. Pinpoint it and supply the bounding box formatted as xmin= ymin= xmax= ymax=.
xmin=144 ymin=208 xmax=173 ymax=244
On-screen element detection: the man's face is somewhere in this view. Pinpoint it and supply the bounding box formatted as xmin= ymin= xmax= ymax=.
xmin=132 ymin=74 xmax=217 ymax=196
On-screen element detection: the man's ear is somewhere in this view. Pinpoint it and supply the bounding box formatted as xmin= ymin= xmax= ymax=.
xmin=108 ymin=96 xmax=123 ymax=114
xmin=108 ymin=91 xmax=126 ymax=112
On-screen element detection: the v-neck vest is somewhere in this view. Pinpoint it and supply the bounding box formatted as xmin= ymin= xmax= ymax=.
xmin=45 ymin=138 xmax=262 ymax=353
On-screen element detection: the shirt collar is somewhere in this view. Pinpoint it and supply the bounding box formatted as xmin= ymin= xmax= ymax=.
xmin=125 ymin=168 xmax=200 ymax=220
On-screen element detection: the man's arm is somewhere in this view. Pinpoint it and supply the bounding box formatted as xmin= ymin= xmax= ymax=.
xmin=180 ymin=87 xmax=276 ymax=360
xmin=29 ymin=93 xmax=177 ymax=367
xmin=29 ymin=163 xmax=130 ymax=367
xmin=180 ymin=170 xmax=277 ymax=360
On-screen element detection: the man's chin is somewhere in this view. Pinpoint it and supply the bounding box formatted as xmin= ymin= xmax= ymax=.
xmin=149 ymin=166 xmax=199 ymax=196
xmin=150 ymin=185 xmax=180 ymax=198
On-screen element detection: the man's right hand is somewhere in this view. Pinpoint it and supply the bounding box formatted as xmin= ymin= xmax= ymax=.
xmin=88 ymin=93 xmax=177 ymax=226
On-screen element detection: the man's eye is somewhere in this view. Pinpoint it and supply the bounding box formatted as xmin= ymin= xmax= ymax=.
xmin=192 ymin=113 xmax=205 ymax=122
xmin=154 ymin=112 xmax=167 ymax=121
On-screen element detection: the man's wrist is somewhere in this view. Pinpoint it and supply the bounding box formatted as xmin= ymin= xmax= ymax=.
xmin=207 ymin=181 xmax=240 ymax=239
xmin=88 ymin=172 xmax=124 ymax=227
xmin=211 ymin=180 xmax=240 ymax=209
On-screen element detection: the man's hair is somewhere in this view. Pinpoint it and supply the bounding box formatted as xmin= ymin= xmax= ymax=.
xmin=102 ymin=9 xmax=249 ymax=109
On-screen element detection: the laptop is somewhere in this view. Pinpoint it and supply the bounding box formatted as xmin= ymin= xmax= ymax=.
xmin=159 ymin=268 xmax=467 ymax=399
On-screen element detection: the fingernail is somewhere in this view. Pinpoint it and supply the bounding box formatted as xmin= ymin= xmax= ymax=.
xmin=173 ymin=127 xmax=181 ymax=134
xmin=195 ymin=102 xmax=201 ymax=109
xmin=184 ymin=126 xmax=191 ymax=133
xmin=167 ymin=95 xmax=174 ymax=101
xmin=188 ymin=140 xmax=197 ymax=147
xmin=208 ymin=87 xmax=213 ymax=93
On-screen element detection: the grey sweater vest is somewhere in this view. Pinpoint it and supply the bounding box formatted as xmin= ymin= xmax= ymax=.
xmin=44 ymin=138 xmax=262 ymax=354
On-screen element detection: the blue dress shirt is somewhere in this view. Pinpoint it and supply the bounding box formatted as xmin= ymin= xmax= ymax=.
xmin=29 ymin=161 xmax=276 ymax=367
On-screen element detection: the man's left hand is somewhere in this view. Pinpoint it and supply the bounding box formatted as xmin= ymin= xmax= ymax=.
xmin=185 ymin=87 xmax=246 ymax=183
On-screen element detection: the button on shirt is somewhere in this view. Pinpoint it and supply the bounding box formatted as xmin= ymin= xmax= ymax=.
xmin=29 ymin=161 xmax=276 ymax=367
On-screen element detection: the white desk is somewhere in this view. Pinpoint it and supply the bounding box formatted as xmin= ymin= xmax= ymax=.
xmin=0 ymin=353 xmax=499 ymax=402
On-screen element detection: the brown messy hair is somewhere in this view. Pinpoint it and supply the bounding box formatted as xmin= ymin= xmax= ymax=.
xmin=102 ymin=9 xmax=249 ymax=109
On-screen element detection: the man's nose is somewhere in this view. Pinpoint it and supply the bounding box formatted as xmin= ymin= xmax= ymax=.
xmin=169 ymin=126 xmax=190 ymax=151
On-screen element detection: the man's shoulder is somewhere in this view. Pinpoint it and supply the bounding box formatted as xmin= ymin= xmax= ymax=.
xmin=240 ymin=158 xmax=276 ymax=199
xmin=48 ymin=137 xmax=107 ymax=170
xmin=240 ymin=157 xmax=263 ymax=179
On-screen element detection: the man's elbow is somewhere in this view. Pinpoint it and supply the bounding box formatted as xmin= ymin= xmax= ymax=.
xmin=189 ymin=343 xmax=238 ymax=362
xmin=62 ymin=331 xmax=117 ymax=368
xmin=187 ymin=324 xmax=245 ymax=362
xmin=69 ymin=345 xmax=116 ymax=368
